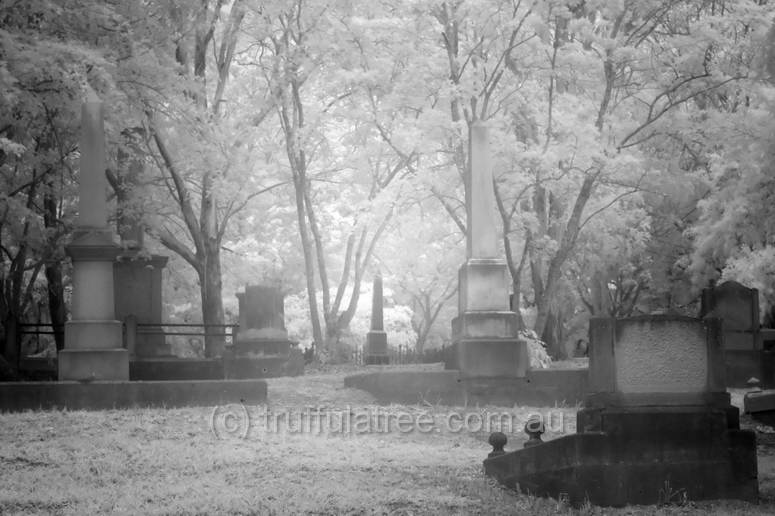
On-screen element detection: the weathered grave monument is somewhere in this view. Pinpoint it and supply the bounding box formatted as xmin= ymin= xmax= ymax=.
xmin=700 ymin=280 xmax=775 ymax=387
xmin=59 ymin=93 xmax=128 ymax=381
xmin=364 ymin=273 xmax=389 ymax=365
xmin=448 ymin=122 xmax=527 ymax=379
xmin=484 ymin=315 xmax=758 ymax=506
xmin=225 ymin=285 xmax=302 ymax=378
xmin=0 ymin=93 xmax=267 ymax=411
xmin=344 ymin=122 xmax=585 ymax=405
xmin=112 ymin=154 xmax=169 ymax=358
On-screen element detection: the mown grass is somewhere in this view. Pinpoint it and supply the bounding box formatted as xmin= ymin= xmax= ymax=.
xmin=0 ymin=369 xmax=773 ymax=515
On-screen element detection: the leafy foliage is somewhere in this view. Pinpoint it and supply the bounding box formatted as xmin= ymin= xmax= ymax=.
xmin=5 ymin=0 xmax=775 ymax=365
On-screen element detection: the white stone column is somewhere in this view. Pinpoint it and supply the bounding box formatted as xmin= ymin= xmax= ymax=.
xmin=78 ymin=92 xmax=110 ymax=229
xmin=451 ymin=122 xmax=526 ymax=378
xmin=467 ymin=122 xmax=498 ymax=259
xmin=59 ymin=95 xmax=128 ymax=381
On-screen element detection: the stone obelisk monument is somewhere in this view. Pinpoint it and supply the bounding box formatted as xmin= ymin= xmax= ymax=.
xmin=450 ymin=121 xmax=526 ymax=377
xmin=58 ymin=91 xmax=128 ymax=381
xmin=364 ymin=273 xmax=389 ymax=365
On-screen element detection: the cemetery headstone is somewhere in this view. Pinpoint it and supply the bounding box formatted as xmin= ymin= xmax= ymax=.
xmin=364 ymin=273 xmax=389 ymax=365
xmin=700 ymin=280 xmax=774 ymax=386
xmin=59 ymin=92 xmax=128 ymax=381
xmin=112 ymin=152 xmax=169 ymax=357
xmin=114 ymin=254 xmax=169 ymax=357
xmin=700 ymin=280 xmax=760 ymax=350
xmin=448 ymin=121 xmax=526 ymax=377
xmin=484 ymin=315 xmax=758 ymax=506
xmin=225 ymin=285 xmax=299 ymax=378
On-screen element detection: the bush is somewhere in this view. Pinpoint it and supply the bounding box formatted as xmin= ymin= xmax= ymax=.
xmin=520 ymin=330 xmax=552 ymax=369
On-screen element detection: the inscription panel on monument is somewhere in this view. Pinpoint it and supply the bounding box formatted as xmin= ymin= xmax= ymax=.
xmin=614 ymin=320 xmax=708 ymax=393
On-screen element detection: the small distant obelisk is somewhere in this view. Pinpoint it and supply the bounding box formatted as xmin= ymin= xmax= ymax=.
xmin=448 ymin=121 xmax=526 ymax=377
xmin=58 ymin=91 xmax=128 ymax=381
xmin=364 ymin=273 xmax=389 ymax=365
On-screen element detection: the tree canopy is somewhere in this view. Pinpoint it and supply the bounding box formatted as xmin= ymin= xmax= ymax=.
xmin=3 ymin=0 xmax=775 ymax=360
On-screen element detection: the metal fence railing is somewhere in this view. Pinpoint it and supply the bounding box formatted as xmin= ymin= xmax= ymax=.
xmin=17 ymin=322 xmax=63 ymax=355
xmin=8 ymin=320 xmax=240 ymax=359
xmin=8 ymin=318 xmax=449 ymax=368
xmin=351 ymin=344 xmax=448 ymax=365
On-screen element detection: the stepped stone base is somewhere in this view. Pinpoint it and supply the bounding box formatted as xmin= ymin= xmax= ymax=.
xmin=344 ymin=368 xmax=588 ymax=406
xmin=484 ymin=407 xmax=757 ymax=507
xmin=58 ymin=348 xmax=129 ymax=381
xmin=224 ymin=349 xmax=304 ymax=379
xmin=233 ymin=338 xmax=291 ymax=356
xmin=453 ymin=339 xmax=527 ymax=378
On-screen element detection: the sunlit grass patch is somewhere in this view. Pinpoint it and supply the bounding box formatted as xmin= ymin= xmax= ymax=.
xmin=0 ymin=371 xmax=773 ymax=514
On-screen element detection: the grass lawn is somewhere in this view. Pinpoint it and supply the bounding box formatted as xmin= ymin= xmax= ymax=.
xmin=1 ymin=366 xmax=774 ymax=515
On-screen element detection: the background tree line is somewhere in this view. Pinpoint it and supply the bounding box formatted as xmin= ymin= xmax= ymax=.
xmin=2 ymin=0 xmax=775 ymax=366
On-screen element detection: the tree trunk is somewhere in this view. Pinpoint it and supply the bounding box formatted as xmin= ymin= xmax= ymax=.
xmin=540 ymin=308 xmax=567 ymax=360
xmin=44 ymin=264 xmax=65 ymax=351
xmin=293 ymin=173 xmax=325 ymax=350
xmin=43 ymin=185 xmax=65 ymax=351
xmin=532 ymin=174 xmax=595 ymax=344
xmin=200 ymin=254 xmax=225 ymax=358
xmin=2 ymin=315 xmax=19 ymax=371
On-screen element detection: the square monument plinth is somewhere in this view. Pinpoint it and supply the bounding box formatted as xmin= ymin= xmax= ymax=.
xmin=451 ymin=311 xmax=519 ymax=340
xmin=64 ymin=320 xmax=123 ymax=350
xmin=456 ymin=338 xmax=528 ymax=378
xmin=366 ymin=330 xmax=388 ymax=353
xmin=365 ymin=330 xmax=389 ymax=365
xmin=458 ymin=259 xmax=510 ymax=312
xmin=58 ymin=348 xmax=129 ymax=381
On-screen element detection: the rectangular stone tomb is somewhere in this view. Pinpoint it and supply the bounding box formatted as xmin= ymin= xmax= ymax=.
xmin=484 ymin=315 xmax=758 ymax=507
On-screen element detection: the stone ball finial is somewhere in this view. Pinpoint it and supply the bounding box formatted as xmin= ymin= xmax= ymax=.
xmin=488 ymin=432 xmax=507 ymax=458
xmin=524 ymin=414 xmax=545 ymax=448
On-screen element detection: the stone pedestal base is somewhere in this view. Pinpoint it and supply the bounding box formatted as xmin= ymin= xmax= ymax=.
xmin=64 ymin=320 xmax=123 ymax=349
xmin=484 ymin=407 xmax=757 ymax=507
xmin=233 ymin=338 xmax=291 ymax=356
xmin=458 ymin=259 xmax=510 ymax=312
xmin=449 ymin=257 xmax=525 ymax=377
xmin=455 ymin=338 xmax=527 ymax=378
xmin=452 ymin=311 xmax=519 ymax=339
xmin=365 ymin=330 xmax=389 ymax=365
xmin=58 ymin=348 xmax=129 ymax=381
xmin=224 ymin=355 xmax=291 ymax=379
